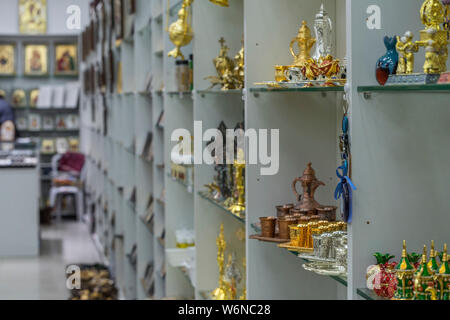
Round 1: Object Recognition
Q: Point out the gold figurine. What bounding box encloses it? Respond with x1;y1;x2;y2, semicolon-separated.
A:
168;0;194;60
228;149;245;217
290;21;316;68
396;31;419;74
206;37;244;90
211;224;227;300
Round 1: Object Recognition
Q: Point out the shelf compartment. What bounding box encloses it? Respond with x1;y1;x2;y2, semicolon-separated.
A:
197;191;245;223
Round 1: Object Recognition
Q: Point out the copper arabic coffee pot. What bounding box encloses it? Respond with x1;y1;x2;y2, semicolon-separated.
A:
292;163;325;213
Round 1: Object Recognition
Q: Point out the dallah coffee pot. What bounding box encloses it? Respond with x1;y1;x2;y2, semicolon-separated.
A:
292;163;325;213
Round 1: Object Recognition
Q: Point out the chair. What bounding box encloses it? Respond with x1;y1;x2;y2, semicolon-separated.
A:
49;153;85;222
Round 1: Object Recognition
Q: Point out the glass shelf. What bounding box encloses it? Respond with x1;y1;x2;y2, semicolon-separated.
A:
249;86;344;93
358;83;450;93
250;223;347;287
197;191;245;223
356;288;388;300
196;89;243;96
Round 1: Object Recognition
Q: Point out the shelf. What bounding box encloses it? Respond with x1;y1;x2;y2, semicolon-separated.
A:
196;89;243;96
13;107;79;113
165;91;193;98
357;83;450;93
250;223;347;287
198;191;245;223
249;86;345;93
356;288;388;301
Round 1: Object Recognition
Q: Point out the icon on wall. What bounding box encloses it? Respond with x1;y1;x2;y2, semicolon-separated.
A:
24;44;48;76
55;44;78;76
0;44;16;75
12;89;27;107
19;0;47;34
29;89;39;107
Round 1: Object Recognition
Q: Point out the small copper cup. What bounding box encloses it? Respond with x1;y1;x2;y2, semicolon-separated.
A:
278;217;297;240
317;206;337;221
260;217;277;238
276;204;294;217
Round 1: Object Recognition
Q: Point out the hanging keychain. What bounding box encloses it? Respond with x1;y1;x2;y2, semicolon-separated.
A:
335;93;356;223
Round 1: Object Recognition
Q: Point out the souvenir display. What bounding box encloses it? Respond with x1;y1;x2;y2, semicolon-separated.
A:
28;114;41;131
19;0;47;34
205;37;245;90
0;44;15;75
68;264;118;300
381;0;450;85
41;139;55;154
255;5;345;88
68;137;78;152
175;229;195;248
24;44;48;76
55;44;78;76
375;36;399;85
29;89;39;107
55;138;69;154
11;89;27;107
365;240;450;300
175;60;190;92
228;149;245;217
167;0;194;60
170;135;194;192
42;115;54;130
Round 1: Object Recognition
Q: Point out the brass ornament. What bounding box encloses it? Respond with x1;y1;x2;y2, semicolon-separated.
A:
167;0;194;60
228;149;245;217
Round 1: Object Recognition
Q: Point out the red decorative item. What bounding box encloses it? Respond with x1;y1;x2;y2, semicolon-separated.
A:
372;253;398;298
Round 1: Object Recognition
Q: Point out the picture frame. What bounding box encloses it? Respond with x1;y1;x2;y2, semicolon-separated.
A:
55;137;69;154
41;139;55;155
0;44;16;76
55;115;68;130
54;44;78;76
11;89;27;107
16;116;28;131
28;113;41;131
19;0;47;34
42;115;54;130
24;44;48;76
29;89;39;107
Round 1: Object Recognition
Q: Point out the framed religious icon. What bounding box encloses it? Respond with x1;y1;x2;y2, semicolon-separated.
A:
19;0;47;34
42;115;54;130
0;44;16;75
29;89;39;107
12;89;27;107
54;44;78;76
16;116;28;131
114;0;124;40
28;114;41;131
24;44;48;76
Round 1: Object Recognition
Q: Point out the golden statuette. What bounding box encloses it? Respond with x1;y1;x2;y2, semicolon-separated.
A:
396;31;419;74
205;37;244;90
211;224;227;300
290;21;316;68
167;0;194;60
228;149;245;217
19;0;47;34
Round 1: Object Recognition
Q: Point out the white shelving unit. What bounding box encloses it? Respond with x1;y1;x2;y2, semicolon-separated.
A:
80;0;450;300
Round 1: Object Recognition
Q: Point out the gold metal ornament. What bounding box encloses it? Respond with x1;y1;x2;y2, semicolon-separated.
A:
290;21;316;68
167;0;194;60
0;45;15;75
209;0;229;7
19;0;47;34
396;31;419;74
211;224;227;300
228;149;245;217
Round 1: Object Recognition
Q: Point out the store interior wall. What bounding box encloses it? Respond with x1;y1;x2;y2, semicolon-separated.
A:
0;0;90;35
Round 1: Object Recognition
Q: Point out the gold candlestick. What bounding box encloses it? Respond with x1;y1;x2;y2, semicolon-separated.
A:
229;149;245;217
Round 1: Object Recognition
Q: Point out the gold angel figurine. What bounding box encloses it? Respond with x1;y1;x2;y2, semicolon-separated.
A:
168;0;194;60
396;31;419;74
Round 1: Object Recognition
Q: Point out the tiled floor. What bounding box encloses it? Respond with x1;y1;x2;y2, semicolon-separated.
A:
0;221;101;300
